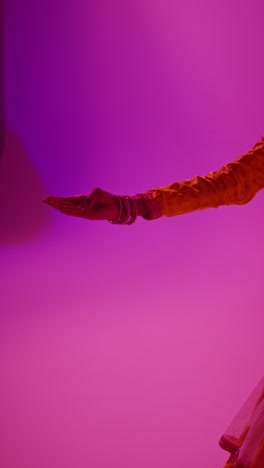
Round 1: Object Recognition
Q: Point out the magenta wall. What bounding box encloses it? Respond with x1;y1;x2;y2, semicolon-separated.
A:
1;1;264;467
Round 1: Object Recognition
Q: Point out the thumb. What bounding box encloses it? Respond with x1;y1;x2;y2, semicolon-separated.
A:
88;188;104;208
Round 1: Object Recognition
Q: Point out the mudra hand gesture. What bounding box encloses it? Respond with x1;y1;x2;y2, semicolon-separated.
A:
43;189;150;223
43;189;120;221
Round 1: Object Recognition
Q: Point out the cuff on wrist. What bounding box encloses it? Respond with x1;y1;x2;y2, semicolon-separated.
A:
136;192;162;220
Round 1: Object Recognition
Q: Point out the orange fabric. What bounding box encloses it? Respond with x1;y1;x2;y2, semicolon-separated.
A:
148;139;264;467
223;455;238;468
220;387;264;467
251;438;264;468
148;137;264;217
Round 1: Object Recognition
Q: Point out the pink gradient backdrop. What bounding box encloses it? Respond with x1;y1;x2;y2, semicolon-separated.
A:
1;1;264;467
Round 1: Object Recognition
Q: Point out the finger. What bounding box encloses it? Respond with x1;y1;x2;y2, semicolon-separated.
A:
57;203;83;213
43;195;93;215
43;201;67;211
43;197;66;205
59;207;88;218
44;195;82;205
43;197;89;218
59;203;88;214
44;198;76;210
57;199;91;212
52;200;76;209
44;194;92;209
59;196;90;210
43;199;78;214
44;196;69;203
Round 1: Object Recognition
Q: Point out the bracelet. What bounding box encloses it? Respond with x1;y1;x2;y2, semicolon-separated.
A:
109;196;138;225
108;196;123;223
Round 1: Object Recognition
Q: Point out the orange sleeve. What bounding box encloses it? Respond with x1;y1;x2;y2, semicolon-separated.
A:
147;137;264;217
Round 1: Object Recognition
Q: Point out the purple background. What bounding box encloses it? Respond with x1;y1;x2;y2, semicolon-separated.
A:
1;1;264;467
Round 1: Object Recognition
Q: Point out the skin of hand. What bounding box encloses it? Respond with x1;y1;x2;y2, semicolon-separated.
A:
43;188;120;221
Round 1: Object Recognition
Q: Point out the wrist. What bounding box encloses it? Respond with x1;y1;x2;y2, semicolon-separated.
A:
109;197;120;220
132;195;149;217
134;192;163;220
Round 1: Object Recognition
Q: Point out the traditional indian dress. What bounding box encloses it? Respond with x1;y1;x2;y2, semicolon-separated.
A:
138;136;264;468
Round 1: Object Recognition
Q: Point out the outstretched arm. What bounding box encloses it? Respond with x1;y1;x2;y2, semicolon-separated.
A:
43;137;264;223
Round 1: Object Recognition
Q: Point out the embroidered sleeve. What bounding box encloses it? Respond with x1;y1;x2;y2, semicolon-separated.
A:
135;192;162;220
143;137;264;217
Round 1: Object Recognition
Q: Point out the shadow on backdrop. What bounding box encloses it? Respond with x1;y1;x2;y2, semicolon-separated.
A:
0;129;49;245
0;0;4;157
0;2;49;245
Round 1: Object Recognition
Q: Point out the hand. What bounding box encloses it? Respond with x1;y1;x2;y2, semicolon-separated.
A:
43;188;119;221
